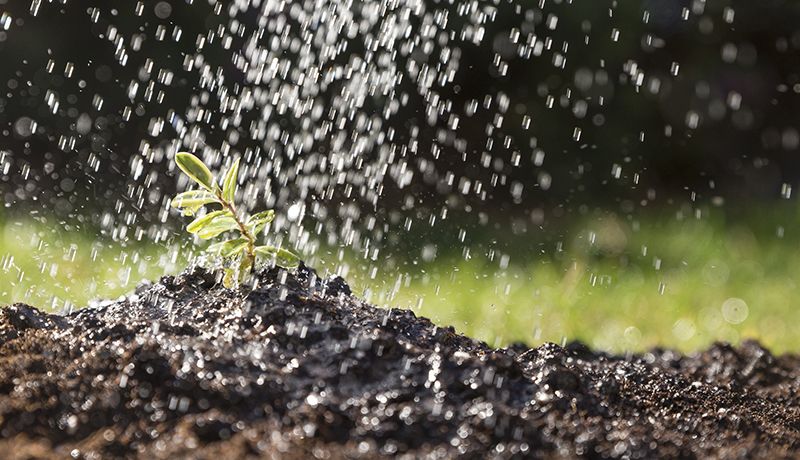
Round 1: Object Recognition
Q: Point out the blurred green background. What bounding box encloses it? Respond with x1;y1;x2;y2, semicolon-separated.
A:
3;204;798;353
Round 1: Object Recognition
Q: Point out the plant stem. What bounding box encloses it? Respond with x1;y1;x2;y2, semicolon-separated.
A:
217;191;256;268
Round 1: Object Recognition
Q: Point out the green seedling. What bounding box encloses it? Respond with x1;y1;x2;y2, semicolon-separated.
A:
171;152;299;287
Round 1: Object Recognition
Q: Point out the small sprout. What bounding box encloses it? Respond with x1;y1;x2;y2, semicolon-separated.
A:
172;152;299;288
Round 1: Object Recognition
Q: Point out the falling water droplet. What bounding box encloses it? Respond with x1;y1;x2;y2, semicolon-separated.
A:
781;183;792;199
30;0;42;16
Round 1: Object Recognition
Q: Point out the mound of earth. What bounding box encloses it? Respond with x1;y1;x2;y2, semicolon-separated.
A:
1;265;799;459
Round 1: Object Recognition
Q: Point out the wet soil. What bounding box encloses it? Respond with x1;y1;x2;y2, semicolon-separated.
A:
1;265;800;459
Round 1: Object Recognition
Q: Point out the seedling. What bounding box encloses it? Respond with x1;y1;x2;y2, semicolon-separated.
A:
171;152;299;287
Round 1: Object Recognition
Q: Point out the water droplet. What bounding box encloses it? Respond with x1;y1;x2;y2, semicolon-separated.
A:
781;183;792;199
30;0;42;16
154;1;172;19
13;117;37;138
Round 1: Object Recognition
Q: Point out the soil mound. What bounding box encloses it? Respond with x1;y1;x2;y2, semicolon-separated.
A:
1;265;799;459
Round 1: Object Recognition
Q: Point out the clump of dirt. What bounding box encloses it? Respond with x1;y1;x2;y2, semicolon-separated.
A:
1;265;799;459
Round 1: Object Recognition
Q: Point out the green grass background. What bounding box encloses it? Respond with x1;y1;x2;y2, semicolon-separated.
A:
1;205;799;353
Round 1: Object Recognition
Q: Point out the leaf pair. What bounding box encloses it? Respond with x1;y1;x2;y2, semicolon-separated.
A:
174;152;240;199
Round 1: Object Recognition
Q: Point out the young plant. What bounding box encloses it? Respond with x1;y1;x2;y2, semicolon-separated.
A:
171;152;299;287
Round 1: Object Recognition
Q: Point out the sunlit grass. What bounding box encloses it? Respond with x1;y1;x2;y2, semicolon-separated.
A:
1;208;799;353
0;220;186;312
349;209;800;353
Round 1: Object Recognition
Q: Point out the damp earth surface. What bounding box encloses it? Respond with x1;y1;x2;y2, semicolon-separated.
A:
1;266;799;459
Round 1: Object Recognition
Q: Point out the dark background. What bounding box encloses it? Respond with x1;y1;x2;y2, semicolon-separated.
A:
1;0;799;239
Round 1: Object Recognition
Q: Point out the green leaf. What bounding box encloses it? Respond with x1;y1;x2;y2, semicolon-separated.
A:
171;190;218;216
248;210;275;223
196;215;240;240
176;152;215;191
254;245;300;267
206;237;248;257
239;256;253;277
222;268;236;288
221;158;240;203
246;209;275;237
186;210;227;234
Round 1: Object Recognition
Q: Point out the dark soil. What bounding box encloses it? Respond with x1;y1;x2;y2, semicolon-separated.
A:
2;265;800;459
